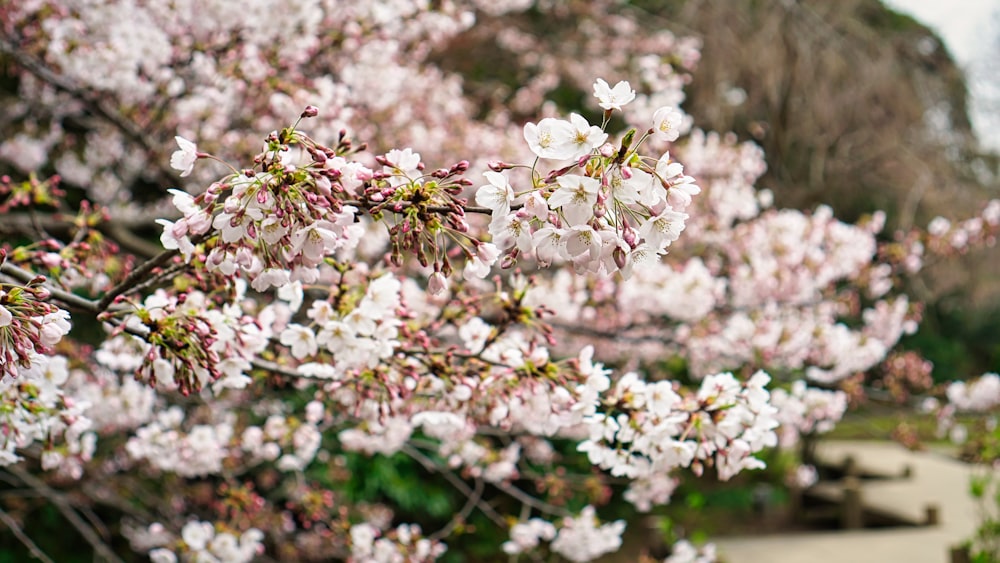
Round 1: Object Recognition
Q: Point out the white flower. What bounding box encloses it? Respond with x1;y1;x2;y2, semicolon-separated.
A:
290;222;339;263
523;118;576;160
0;303;12;328
639;209;688;251
567;113;608;159
279;324;317;360
428;271;449;295
475;171;514;214
149;549;178;563
181;521;215;551
652;106;684;141
593;78;635;111
548;174;600;226
170;136;198;177
533;227;567;265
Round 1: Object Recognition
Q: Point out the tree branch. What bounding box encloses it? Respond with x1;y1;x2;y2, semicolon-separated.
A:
0;505;56;563
0;263;101;313
0;36;183;190
429;476;485;542
4;465;125;563
96;248;179;312
400;444;506;528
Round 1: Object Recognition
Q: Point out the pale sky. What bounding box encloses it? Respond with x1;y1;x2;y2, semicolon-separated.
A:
882;0;1000;150
882;0;998;64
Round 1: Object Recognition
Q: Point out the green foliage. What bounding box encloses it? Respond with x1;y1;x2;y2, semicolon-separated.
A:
341;452;457;520
902;303;1000;383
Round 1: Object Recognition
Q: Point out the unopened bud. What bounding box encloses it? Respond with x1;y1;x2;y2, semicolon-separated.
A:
613;246;627;270
428;271;448;295
501;250;519;269
301;105;319;118
623;226;638;248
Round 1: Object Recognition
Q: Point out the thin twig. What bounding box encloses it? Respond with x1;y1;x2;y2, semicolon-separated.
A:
429;477;485;542
343;199;512;216
493;481;572;518
400;444;506;528
0;505;56;563
96;248;179;312
4;465;126;563
250;358;318;380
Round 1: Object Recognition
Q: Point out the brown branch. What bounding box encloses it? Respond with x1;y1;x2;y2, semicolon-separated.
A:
0;36;182;190
493;481;572;518
0;505;55;563
343;199;516;216
429;476;485;542
96;248;179;312
0;211;172;259
400;444;506;528
4;465;125;563
0;263;101;313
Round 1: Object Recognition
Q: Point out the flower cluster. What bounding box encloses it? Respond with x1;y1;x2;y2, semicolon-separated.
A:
289;273;403;380
770;380;849;448
478;79;699;279
945;373;1000;412
0;353;93;470
104;287;266;394
665;539;718;563
145;521;264;563
549;506;627;563
162;128;368;291
349;522;447;562
0;271;72;379
579;371;778;482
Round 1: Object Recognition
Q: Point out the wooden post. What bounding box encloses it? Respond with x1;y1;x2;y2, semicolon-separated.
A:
788;483;803;522
841;476;863;529
843;455;857;477
949;545;971;563
925;504;940;526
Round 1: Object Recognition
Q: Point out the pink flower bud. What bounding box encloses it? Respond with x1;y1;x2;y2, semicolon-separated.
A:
623;227;637;248
428;272;448;295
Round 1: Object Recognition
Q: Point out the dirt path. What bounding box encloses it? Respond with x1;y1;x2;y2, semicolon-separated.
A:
712;440;990;563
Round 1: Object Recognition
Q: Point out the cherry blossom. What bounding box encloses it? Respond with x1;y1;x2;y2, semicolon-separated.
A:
593;78;637;111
